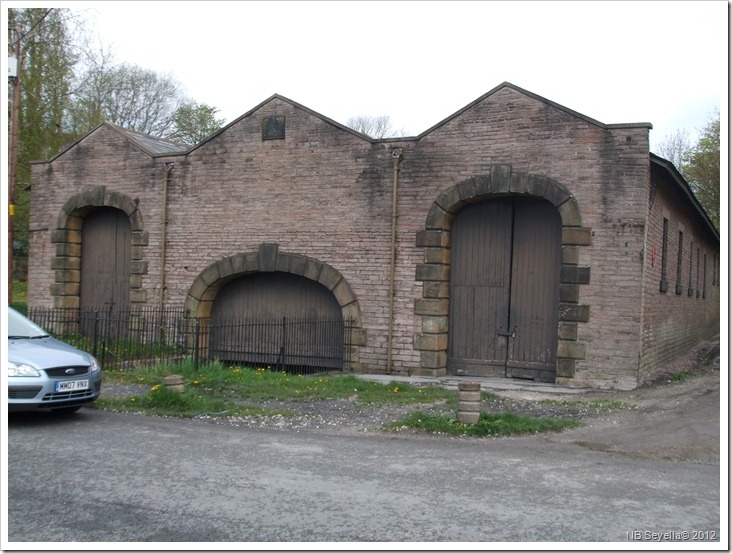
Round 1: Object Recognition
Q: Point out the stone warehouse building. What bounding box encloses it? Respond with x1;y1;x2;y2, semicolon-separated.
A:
28;82;720;389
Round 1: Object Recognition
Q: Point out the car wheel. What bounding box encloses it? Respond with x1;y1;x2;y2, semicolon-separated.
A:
51;406;82;414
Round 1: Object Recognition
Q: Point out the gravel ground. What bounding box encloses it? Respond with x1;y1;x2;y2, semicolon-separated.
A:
99;338;720;445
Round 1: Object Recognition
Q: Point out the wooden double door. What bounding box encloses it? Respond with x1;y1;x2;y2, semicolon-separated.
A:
78;207;132;337
448;197;562;382
80;207;131;312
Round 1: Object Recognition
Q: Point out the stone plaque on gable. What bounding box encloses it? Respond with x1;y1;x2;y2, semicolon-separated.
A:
262;115;285;140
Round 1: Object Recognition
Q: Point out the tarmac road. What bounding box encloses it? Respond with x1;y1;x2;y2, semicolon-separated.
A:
5;404;721;546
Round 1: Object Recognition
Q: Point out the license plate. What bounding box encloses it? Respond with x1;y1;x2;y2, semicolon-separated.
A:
56;379;89;392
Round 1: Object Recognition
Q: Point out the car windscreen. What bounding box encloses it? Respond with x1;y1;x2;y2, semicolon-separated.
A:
8;308;49;339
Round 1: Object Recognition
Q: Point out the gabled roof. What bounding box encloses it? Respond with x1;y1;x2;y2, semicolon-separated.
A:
187;93;375;153
109;124;190;155
38;122;189;163
38;82;657;163
650;153;719;242
416;82;653;139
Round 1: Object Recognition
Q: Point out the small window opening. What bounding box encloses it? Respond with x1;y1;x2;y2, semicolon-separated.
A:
696;247;700;298
675;231;684;295
659;218;669;293
688;242;694;297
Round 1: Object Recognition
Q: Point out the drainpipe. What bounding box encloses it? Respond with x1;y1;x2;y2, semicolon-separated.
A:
386;148;403;374
160;162;174;310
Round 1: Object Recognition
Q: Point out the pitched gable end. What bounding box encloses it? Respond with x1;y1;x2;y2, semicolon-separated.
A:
417;82;651;138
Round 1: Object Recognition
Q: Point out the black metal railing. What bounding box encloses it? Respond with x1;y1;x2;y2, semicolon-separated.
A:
24;307;354;374
204;316;349;373
26;306;189;370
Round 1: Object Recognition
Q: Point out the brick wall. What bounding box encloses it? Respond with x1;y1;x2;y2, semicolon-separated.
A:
639;165;720;377
29;126;174;309
395;87;654;388
28;84;719;389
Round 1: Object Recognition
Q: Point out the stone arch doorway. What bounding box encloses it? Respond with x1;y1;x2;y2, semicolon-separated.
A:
51;186;148;310
414;165;592;384
184;243;367;372
448;196;562;381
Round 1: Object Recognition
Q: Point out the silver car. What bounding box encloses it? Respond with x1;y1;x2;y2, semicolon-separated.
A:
7;306;102;413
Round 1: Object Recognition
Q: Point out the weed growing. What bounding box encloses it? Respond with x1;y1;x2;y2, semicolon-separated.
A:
99;362;586;437
385;411;581;437
102;362;455;405
11;280;27;314
96;383;291;419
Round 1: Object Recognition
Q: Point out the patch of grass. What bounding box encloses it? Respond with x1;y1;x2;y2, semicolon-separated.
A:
50;335;187;367
344;379;452;405
95;384;291;419
669;370;691;382
102;362;456;405
99;363;588;435
384;411;582;437
11;280;27;314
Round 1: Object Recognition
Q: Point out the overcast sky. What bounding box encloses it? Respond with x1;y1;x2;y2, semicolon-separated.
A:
64;0;726;151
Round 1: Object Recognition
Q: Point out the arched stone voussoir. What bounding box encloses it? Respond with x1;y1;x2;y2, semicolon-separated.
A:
61;186;105;216
184;250;366;355
558;196;583;227
434;186;466;214
425;203;454;231
126;210;144;232
104;190;138;217
216;256;237;280
541;178;573;208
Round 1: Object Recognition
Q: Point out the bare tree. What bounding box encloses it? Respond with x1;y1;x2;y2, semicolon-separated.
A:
655;128;692;169
346;115;408;138
654;117;720;230
70;63;184;137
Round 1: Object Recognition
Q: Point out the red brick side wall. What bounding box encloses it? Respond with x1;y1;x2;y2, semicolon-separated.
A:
640;169;720;378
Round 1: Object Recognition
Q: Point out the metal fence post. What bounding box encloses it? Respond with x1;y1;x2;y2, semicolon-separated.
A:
193;318;200;372
92;311;100;362
276;316;286;372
